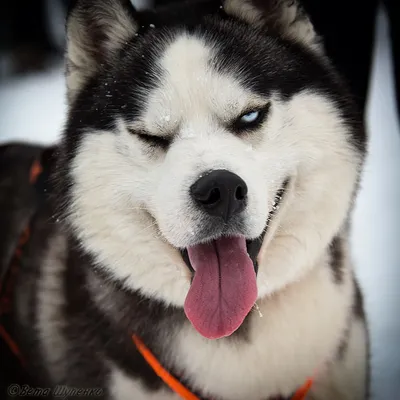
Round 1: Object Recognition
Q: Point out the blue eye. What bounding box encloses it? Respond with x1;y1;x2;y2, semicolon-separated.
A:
240;111;260;123
230;103;271;133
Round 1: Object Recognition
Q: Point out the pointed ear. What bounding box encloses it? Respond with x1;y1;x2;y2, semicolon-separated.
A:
66;0;139;103
223;0;322;52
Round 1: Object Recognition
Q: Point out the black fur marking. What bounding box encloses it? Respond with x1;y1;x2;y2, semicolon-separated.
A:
353;277;371;399
337;279;367;363
202;16;366;154
329;236;344;284
67;242;258;391
353;277;365;320
64;240;187;392
336;324;350;361
139;0;225;32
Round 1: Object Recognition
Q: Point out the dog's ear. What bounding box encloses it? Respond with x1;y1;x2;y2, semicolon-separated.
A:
223;0;321;52
66;0;138;103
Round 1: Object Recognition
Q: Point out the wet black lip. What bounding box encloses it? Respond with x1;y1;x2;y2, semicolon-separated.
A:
180;178;290;275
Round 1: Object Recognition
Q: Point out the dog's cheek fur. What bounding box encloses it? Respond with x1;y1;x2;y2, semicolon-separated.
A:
67;130;191;306
256;91;363;298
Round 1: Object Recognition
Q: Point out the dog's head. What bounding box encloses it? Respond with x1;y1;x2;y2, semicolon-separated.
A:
61;0;366;339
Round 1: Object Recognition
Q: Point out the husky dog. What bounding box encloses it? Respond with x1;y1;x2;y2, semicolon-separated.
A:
0;0;369;399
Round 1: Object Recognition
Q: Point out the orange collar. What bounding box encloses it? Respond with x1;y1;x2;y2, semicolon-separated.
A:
132;335;313;400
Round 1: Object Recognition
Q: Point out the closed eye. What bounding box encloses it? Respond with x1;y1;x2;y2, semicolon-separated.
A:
128;128;171;150
229;102;271;134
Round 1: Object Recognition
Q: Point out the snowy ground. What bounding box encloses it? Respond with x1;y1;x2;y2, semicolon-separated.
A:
0;7;399;399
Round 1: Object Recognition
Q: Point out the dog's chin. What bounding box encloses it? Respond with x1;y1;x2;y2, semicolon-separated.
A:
180;178;290;275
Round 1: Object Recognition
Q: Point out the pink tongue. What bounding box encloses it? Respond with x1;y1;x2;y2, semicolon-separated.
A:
184;236;257;339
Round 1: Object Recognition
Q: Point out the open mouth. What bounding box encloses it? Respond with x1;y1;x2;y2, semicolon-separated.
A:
181;179;289;339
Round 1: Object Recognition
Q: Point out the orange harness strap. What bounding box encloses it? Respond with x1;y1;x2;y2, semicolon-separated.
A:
291;378;313;400
132;334;313;400
133;335;200;400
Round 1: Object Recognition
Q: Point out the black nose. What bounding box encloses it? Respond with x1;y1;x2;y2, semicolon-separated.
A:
190;170;248;222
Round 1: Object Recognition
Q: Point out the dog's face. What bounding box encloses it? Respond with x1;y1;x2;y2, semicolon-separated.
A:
62;0;366;338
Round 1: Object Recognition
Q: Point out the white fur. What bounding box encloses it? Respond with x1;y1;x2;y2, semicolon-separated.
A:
256;91;362;297
309;319;368;400
109;364;177;400
36;233;68;382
